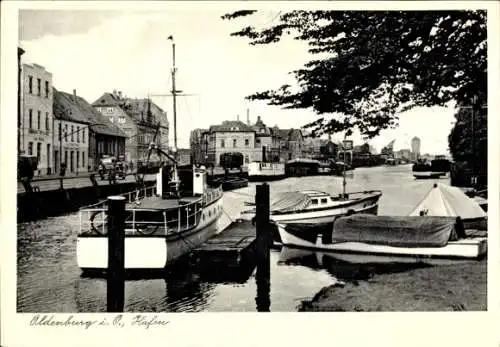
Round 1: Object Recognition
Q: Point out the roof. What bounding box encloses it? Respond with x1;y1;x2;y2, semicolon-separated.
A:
53;88;127;138
92;92;124;107
209;120;254;133
276;128;303;142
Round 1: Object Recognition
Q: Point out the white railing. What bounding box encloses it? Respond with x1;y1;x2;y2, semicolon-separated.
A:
79;185;223;236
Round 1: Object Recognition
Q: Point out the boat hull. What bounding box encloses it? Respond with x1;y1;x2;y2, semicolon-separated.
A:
413;172;446;179
271;194;381;225
77;197;224;270
276;224;487;259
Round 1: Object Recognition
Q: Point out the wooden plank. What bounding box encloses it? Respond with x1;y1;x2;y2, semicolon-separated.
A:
192;220;257;262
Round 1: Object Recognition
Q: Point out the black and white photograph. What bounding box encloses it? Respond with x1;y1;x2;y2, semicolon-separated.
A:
1;1;499;345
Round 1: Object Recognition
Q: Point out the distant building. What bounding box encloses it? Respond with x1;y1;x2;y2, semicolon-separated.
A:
206;120;257;166
21;63;53;175
196;115;305;167
381;139;396;158
411;136;421;161
190;128;209;165
55;88;127;171
271;128;304;162
93;90;169;164
395;148;412;161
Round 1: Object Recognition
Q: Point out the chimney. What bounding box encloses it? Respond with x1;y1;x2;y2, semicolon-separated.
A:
73;89;77;102
246;108;250;125
237;114;240;121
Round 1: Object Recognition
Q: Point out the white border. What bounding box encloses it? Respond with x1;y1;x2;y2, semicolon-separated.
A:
2;2;499;347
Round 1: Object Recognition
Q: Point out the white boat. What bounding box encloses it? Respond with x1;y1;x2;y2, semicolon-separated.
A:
276;215;487;260
240;189;382;225
77;167;224;271
76;37;224;271
247;161;285;181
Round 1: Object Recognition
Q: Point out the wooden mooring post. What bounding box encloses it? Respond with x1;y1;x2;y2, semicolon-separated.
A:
106;195;126;312
255;183;271;312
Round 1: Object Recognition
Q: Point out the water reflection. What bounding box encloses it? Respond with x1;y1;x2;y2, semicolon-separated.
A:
76;261;219;312
276;246;461;282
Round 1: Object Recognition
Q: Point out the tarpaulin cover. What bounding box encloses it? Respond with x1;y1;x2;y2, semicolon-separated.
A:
409;183;487;220
332;214;466;248
270;191;311;213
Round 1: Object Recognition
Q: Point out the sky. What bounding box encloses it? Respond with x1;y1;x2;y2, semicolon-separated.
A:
19;8;456;154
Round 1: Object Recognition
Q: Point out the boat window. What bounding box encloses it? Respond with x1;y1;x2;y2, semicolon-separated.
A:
311;199;318;205
320;198;328;204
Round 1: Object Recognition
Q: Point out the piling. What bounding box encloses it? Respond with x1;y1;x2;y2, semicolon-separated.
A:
106;195;126;312
255;183;271;312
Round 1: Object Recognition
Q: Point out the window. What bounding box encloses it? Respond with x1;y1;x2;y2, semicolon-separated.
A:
82;151;85;168
256;139;261;145
28;76;33;94
64;124;68;141
36;143;42;162
28;109;33;129
320;198;328;204
221;139;225;148
45;113;49;131
233;139;237;148
311;199;318;205
245;139;249;147
82;129;85;143
58;122;62;141
77;151;80;169
47;144;51;168
37;111;41;129
77;126;80;143
71;125;74;142
245;155;249;164
45;81;49;98
37;78;41;96
28;142;33;155
64;151;68;166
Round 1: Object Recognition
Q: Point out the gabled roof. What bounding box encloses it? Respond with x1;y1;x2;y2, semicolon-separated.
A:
53;88;127;138
276;128;303;142
209;120;254;132
92;92;124;107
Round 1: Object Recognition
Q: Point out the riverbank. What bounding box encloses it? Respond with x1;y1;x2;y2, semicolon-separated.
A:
299;259;487;311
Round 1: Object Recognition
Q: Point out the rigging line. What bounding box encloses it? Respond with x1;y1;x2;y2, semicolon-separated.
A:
221;207;234;223
224;190;254;198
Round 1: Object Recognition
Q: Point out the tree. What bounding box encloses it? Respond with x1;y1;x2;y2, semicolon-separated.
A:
448;105;487;171
222;10;487;138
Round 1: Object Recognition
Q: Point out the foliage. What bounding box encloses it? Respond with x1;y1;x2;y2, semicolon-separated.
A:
448;105;487;170
222;10;487;138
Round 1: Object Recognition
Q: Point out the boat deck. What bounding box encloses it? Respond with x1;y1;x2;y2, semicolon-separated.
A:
126;195;201;210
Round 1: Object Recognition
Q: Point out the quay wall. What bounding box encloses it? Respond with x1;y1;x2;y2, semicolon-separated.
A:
17;181;155;223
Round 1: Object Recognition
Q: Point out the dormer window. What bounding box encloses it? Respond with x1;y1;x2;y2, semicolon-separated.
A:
320;198;328;204
311;199;318;205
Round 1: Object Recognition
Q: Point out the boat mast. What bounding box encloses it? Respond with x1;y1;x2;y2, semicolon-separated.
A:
169;36;177;157
168;35;179;183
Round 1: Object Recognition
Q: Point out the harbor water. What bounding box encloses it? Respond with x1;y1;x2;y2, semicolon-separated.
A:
17;164;466;312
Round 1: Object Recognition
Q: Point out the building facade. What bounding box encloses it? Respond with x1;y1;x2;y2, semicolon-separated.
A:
21;63;54;175
411;136;421;161
54;88;127;172
206;121;257;166
93;91;168;165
